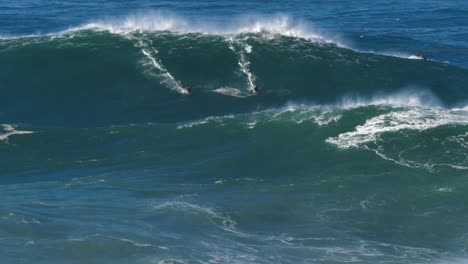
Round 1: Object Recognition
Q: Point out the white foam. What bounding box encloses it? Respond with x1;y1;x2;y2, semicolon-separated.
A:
447;132;468;149
326;107;468;149
246;122;257;129
177;114;236;129
357;49;438;63
70;13;339;44
358;240;440;260
0;12;341;51
153;201;246;236
68;233;160;248
176;104;342;129
4;12;447;66
326;106;468;171
141;49;187;94
263;104;342;125
21;217;41;225
436;187;454;193
227;38;257;92
214;179;225;184
408;55;425;60
0;124;34;142
110;236;152;247
213;87;250;98
244;44;252;53
158;259;188;264
24;240;35;247
437;259;468;264
130;37;187;94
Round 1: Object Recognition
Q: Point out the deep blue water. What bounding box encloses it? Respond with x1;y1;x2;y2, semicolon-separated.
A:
1;1;468;263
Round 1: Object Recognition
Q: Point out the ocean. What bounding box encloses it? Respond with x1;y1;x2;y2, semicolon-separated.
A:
1;1;468;263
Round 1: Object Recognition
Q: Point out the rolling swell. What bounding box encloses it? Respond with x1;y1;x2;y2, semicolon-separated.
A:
1;20;468;125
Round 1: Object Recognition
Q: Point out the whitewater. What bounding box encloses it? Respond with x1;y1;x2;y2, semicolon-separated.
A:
1;2;468;264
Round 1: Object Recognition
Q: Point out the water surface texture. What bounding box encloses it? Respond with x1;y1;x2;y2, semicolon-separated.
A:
1;1;468;263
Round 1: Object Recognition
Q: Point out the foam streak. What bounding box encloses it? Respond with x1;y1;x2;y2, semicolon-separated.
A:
228;38;256;92
130;36;188;94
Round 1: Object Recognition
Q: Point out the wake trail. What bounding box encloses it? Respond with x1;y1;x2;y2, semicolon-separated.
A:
227;37;256;93
128;35;188;94
0;124;34;142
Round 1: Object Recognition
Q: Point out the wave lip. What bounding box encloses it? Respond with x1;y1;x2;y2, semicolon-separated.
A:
53;12;344;46
177;103;343;129
77;12;190;34
337;89;443;109
3;11;453;66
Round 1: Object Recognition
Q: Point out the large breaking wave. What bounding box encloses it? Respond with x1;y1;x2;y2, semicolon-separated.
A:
1;12;468;171
1;13;468;122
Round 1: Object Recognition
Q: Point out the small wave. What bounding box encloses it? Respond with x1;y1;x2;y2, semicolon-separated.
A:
110;236;152;247
67;234;160;248
437;259;468;264
177;114;236;129
366;51;424;61
153;201;246;236
178;89;452;130
177;104;342;129
447;132;468;149
326;106;468;171
326;107;468;149
1;211;41;225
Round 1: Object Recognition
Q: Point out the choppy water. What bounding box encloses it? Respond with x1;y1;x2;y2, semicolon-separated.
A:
1;1;468;263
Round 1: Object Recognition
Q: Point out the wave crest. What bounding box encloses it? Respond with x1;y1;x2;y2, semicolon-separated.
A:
338;89;443;109
66;12;341;45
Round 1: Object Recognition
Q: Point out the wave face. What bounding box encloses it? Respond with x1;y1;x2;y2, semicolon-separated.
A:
2;12;468;264
1;19;468;125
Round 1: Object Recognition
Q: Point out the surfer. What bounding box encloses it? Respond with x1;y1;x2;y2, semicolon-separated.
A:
416;52;427;61
253;86;258;93
186;86;192;95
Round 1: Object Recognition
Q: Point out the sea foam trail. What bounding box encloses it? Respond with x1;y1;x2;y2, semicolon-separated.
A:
212;87;250;98
228;38;256;92
0;124;34;142
152;201;248;236
130;36;188;94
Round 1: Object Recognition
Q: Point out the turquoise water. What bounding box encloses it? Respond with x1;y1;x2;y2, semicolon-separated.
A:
1;1;468;263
